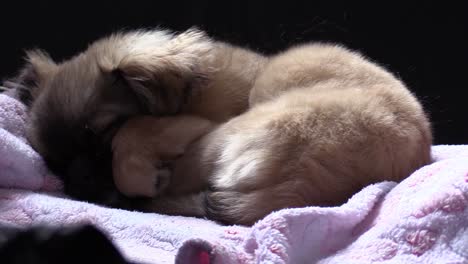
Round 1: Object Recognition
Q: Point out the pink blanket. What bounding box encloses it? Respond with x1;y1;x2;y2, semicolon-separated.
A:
1;90;467;264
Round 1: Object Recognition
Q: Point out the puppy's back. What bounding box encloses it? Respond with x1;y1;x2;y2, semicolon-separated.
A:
203;44;432;225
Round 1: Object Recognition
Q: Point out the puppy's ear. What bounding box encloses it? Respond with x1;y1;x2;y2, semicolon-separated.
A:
119;29;213;76
110;29;214;114
5;50;58;105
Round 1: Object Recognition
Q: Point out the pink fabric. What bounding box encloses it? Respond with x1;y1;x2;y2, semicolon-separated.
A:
1;92;467;263
0;93;61;191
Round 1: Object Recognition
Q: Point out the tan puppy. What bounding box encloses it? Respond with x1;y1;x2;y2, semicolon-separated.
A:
113;44;432;225
10;25;431;225
10;28;266;205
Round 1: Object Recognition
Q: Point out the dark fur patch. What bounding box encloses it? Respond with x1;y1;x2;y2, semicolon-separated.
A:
0;224;132;263
2;64;38;105
203;189;232;225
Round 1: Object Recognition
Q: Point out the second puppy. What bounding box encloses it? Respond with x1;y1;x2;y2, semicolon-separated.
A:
112;43;432;225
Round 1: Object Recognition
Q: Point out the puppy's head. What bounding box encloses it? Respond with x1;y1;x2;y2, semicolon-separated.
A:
11;29;213;206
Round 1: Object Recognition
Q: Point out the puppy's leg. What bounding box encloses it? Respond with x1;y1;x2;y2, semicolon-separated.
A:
112;148;173;198
138;192;208;218
205;185;312;226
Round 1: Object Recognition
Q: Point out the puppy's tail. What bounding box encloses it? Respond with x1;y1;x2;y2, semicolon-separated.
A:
136;192;208;218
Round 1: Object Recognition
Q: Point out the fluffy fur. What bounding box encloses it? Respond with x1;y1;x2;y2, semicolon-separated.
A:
7;27;432;224
113;44;432;225
7;28;266;205
112;115;215;198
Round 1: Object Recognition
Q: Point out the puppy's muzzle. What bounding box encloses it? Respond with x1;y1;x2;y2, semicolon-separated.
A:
64;150;131;209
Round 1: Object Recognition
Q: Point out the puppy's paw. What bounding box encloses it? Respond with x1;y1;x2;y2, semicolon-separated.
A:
113;154;174;198
152;160;173;195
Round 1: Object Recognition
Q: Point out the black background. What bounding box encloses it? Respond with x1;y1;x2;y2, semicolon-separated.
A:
1;0;466;144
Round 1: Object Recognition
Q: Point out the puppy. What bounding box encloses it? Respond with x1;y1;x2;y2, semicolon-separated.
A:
7;28;266;205
113;44;432;225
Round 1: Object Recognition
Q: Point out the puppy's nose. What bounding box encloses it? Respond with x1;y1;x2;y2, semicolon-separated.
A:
65;154;116;203
65;155;101;197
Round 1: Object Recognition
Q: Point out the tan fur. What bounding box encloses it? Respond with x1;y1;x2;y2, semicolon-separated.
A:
25;27;261;126
88;28;267;120
17;28;266;181
113;43;432;226
17;27;432;225
112;115;215;197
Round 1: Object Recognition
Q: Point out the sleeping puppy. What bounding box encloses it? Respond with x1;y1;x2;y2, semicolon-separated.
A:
7;28;266;206
112;44;432;225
